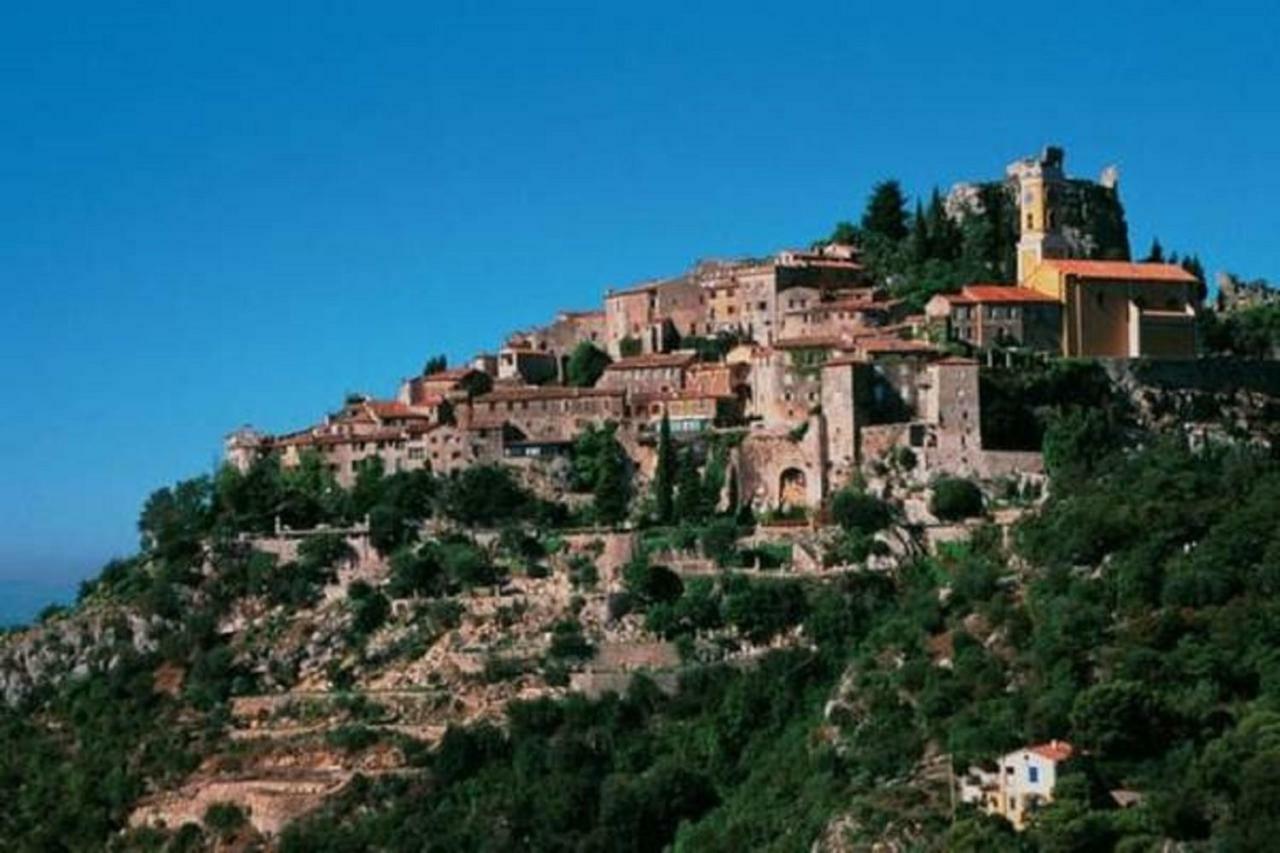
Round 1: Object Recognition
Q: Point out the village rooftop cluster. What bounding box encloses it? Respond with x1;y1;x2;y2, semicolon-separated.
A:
226;147;1202;510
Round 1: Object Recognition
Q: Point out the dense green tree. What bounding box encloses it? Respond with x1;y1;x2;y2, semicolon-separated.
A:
593;437;630;526
443;465;531;527
829;488;892;535
861;180;909;242
565;341;612;388
347;580;390;636
386;544;446;598
699;518;740;567
1042;407;1121;487
348;456;386;520
139;477;213;565
622;558;684;606
930;477;984;521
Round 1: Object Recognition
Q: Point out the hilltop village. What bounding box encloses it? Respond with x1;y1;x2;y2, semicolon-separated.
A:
8;146;1280;852
226;146;1201;511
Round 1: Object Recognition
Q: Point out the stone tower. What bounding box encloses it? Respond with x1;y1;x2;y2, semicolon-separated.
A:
1009;146;1071;283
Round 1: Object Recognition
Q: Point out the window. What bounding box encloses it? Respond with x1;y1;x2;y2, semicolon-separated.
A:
1028;766;1039;784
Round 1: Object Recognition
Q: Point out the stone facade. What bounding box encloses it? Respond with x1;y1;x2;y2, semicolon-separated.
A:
926;285;1062;353
1023;260;1198;358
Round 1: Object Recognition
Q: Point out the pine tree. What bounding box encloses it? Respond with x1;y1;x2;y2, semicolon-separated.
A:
861;180;909;242
1144;238;1165;263
654;414;675;524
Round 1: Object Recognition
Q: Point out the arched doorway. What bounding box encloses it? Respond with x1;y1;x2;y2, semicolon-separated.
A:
779;467;807;507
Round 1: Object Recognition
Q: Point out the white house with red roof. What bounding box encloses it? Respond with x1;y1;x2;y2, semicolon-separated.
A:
959;739;1076;829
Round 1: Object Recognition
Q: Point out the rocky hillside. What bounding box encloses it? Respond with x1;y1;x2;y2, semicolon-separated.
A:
5;364;1280;851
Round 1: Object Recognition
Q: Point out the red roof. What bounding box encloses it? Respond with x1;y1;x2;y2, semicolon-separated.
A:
1027;740;1075;762
1044;260;1197;283
960;285;1059;304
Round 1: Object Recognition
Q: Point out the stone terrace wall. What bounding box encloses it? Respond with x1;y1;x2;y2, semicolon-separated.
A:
1105;357;1280;395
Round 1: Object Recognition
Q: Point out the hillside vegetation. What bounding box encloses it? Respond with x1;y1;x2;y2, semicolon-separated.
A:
3;385;1280;851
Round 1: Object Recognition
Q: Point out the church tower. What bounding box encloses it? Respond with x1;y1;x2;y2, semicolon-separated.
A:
1009;146;1070;282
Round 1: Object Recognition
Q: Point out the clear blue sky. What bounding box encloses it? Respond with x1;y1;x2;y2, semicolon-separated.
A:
1;1;1277;614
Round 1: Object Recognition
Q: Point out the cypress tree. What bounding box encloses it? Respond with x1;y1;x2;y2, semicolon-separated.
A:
911;200;930;263
1145;238;1165;263
593;442;629;526
654;414;675;523
726;465;739;517
927;188;960;261
674;449;703;522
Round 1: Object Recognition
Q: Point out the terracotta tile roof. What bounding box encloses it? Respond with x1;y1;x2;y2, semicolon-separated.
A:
1044;260;1198;283
1027;740;1075;762
605;352;697;370
960;284;1059;303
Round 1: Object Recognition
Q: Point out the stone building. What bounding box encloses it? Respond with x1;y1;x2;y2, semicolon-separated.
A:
397;366;488;406
464;386;626;448
925;285;1062;352
1023;259;1198;358
598;352;695;394
602;276;700;357
497;340;560;384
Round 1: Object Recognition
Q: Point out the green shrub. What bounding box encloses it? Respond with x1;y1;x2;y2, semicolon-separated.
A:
930;477;984;521
622;559;684;606
830;488;893;534
699;518;740;567
326;724;381;753
547;620;593;661
203;802;248;836
347;581;390;636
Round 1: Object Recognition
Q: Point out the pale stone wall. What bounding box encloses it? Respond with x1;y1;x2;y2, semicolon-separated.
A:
604;287;656;356
737;421;825;509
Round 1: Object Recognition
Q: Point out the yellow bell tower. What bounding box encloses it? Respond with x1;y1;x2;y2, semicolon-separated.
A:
1010;146;1069;283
